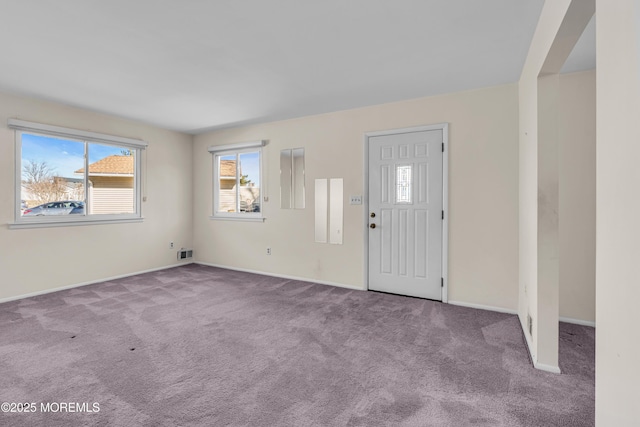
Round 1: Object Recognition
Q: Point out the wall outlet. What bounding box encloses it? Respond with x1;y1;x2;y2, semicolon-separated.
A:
266;247;271;255
170;242;174;249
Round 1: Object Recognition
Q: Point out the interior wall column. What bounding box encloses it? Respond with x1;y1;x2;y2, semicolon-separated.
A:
518;0;594;372
536;73;560;369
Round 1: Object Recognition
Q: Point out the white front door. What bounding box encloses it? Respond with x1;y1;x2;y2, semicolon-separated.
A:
367;127;444;300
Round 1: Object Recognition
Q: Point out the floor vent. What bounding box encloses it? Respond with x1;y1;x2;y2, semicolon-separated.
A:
177;248;193;260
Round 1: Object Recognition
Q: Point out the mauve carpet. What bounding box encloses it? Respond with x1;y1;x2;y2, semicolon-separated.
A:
0;264;594;426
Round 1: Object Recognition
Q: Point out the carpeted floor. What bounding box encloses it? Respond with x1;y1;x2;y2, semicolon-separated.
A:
0;264;594;426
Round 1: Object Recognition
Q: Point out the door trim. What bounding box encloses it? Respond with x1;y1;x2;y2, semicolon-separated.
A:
363;123;449;302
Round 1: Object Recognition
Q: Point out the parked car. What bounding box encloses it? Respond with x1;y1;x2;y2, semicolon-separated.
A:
70;204;85;215
22;201;85;216
240;199;260;213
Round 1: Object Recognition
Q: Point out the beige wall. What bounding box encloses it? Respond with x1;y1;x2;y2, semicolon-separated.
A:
194;84;521;311
559;70;596;324
595;0;640;424
0;91;194;301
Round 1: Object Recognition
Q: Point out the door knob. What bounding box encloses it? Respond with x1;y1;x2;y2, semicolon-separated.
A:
370;212;376;218
370;223;376;229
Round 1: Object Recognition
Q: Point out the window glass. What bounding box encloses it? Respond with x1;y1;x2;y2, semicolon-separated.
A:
16;127;143;225
217;154;237;213
21;133;85;216
396;165;412;203
213;149;262;219
239;151;260;213
86;143;136;214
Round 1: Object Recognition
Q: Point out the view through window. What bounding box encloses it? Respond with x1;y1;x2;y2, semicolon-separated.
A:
19;132;138;219
214;150;261;217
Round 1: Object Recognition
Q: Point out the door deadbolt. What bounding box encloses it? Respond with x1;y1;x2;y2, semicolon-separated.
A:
370;212;376;218
370;223;376;229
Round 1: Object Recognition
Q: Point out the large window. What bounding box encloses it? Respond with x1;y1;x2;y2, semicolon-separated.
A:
10;119;147;227
210;141;264;221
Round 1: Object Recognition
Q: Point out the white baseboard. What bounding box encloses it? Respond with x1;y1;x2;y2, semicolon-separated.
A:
519;313;562;374
3;258;593;337
194;262;364;292
559;316;596;328
534;361;562;374
526;316;594;373
448;300;518;315
448;301;596;328
0;261;194;305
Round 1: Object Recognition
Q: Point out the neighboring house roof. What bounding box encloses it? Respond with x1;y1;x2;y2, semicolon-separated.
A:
220;160;238;178
75;155;134;176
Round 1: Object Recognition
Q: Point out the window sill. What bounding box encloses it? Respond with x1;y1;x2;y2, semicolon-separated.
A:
9;217;144;229
209;216;265;222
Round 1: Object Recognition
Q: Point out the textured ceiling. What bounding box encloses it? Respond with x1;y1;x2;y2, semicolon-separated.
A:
0;1;594;134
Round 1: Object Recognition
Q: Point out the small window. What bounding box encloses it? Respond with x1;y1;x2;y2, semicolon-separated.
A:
210;141;264;221
396;165;413;204
10;119;147;227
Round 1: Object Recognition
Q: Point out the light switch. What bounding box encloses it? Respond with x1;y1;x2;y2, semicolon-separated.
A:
349;195;362;205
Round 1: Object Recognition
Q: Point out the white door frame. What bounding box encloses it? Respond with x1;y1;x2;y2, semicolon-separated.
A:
363;123;449;302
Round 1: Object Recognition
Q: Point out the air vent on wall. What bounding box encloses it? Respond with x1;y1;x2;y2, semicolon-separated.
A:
177;248;193;260
527;313;533;336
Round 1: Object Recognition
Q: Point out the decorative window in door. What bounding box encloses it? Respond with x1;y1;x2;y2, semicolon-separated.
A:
396;165;412;204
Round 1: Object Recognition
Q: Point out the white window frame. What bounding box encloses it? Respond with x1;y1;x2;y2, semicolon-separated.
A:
9;119;148;229
209;140;265;222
